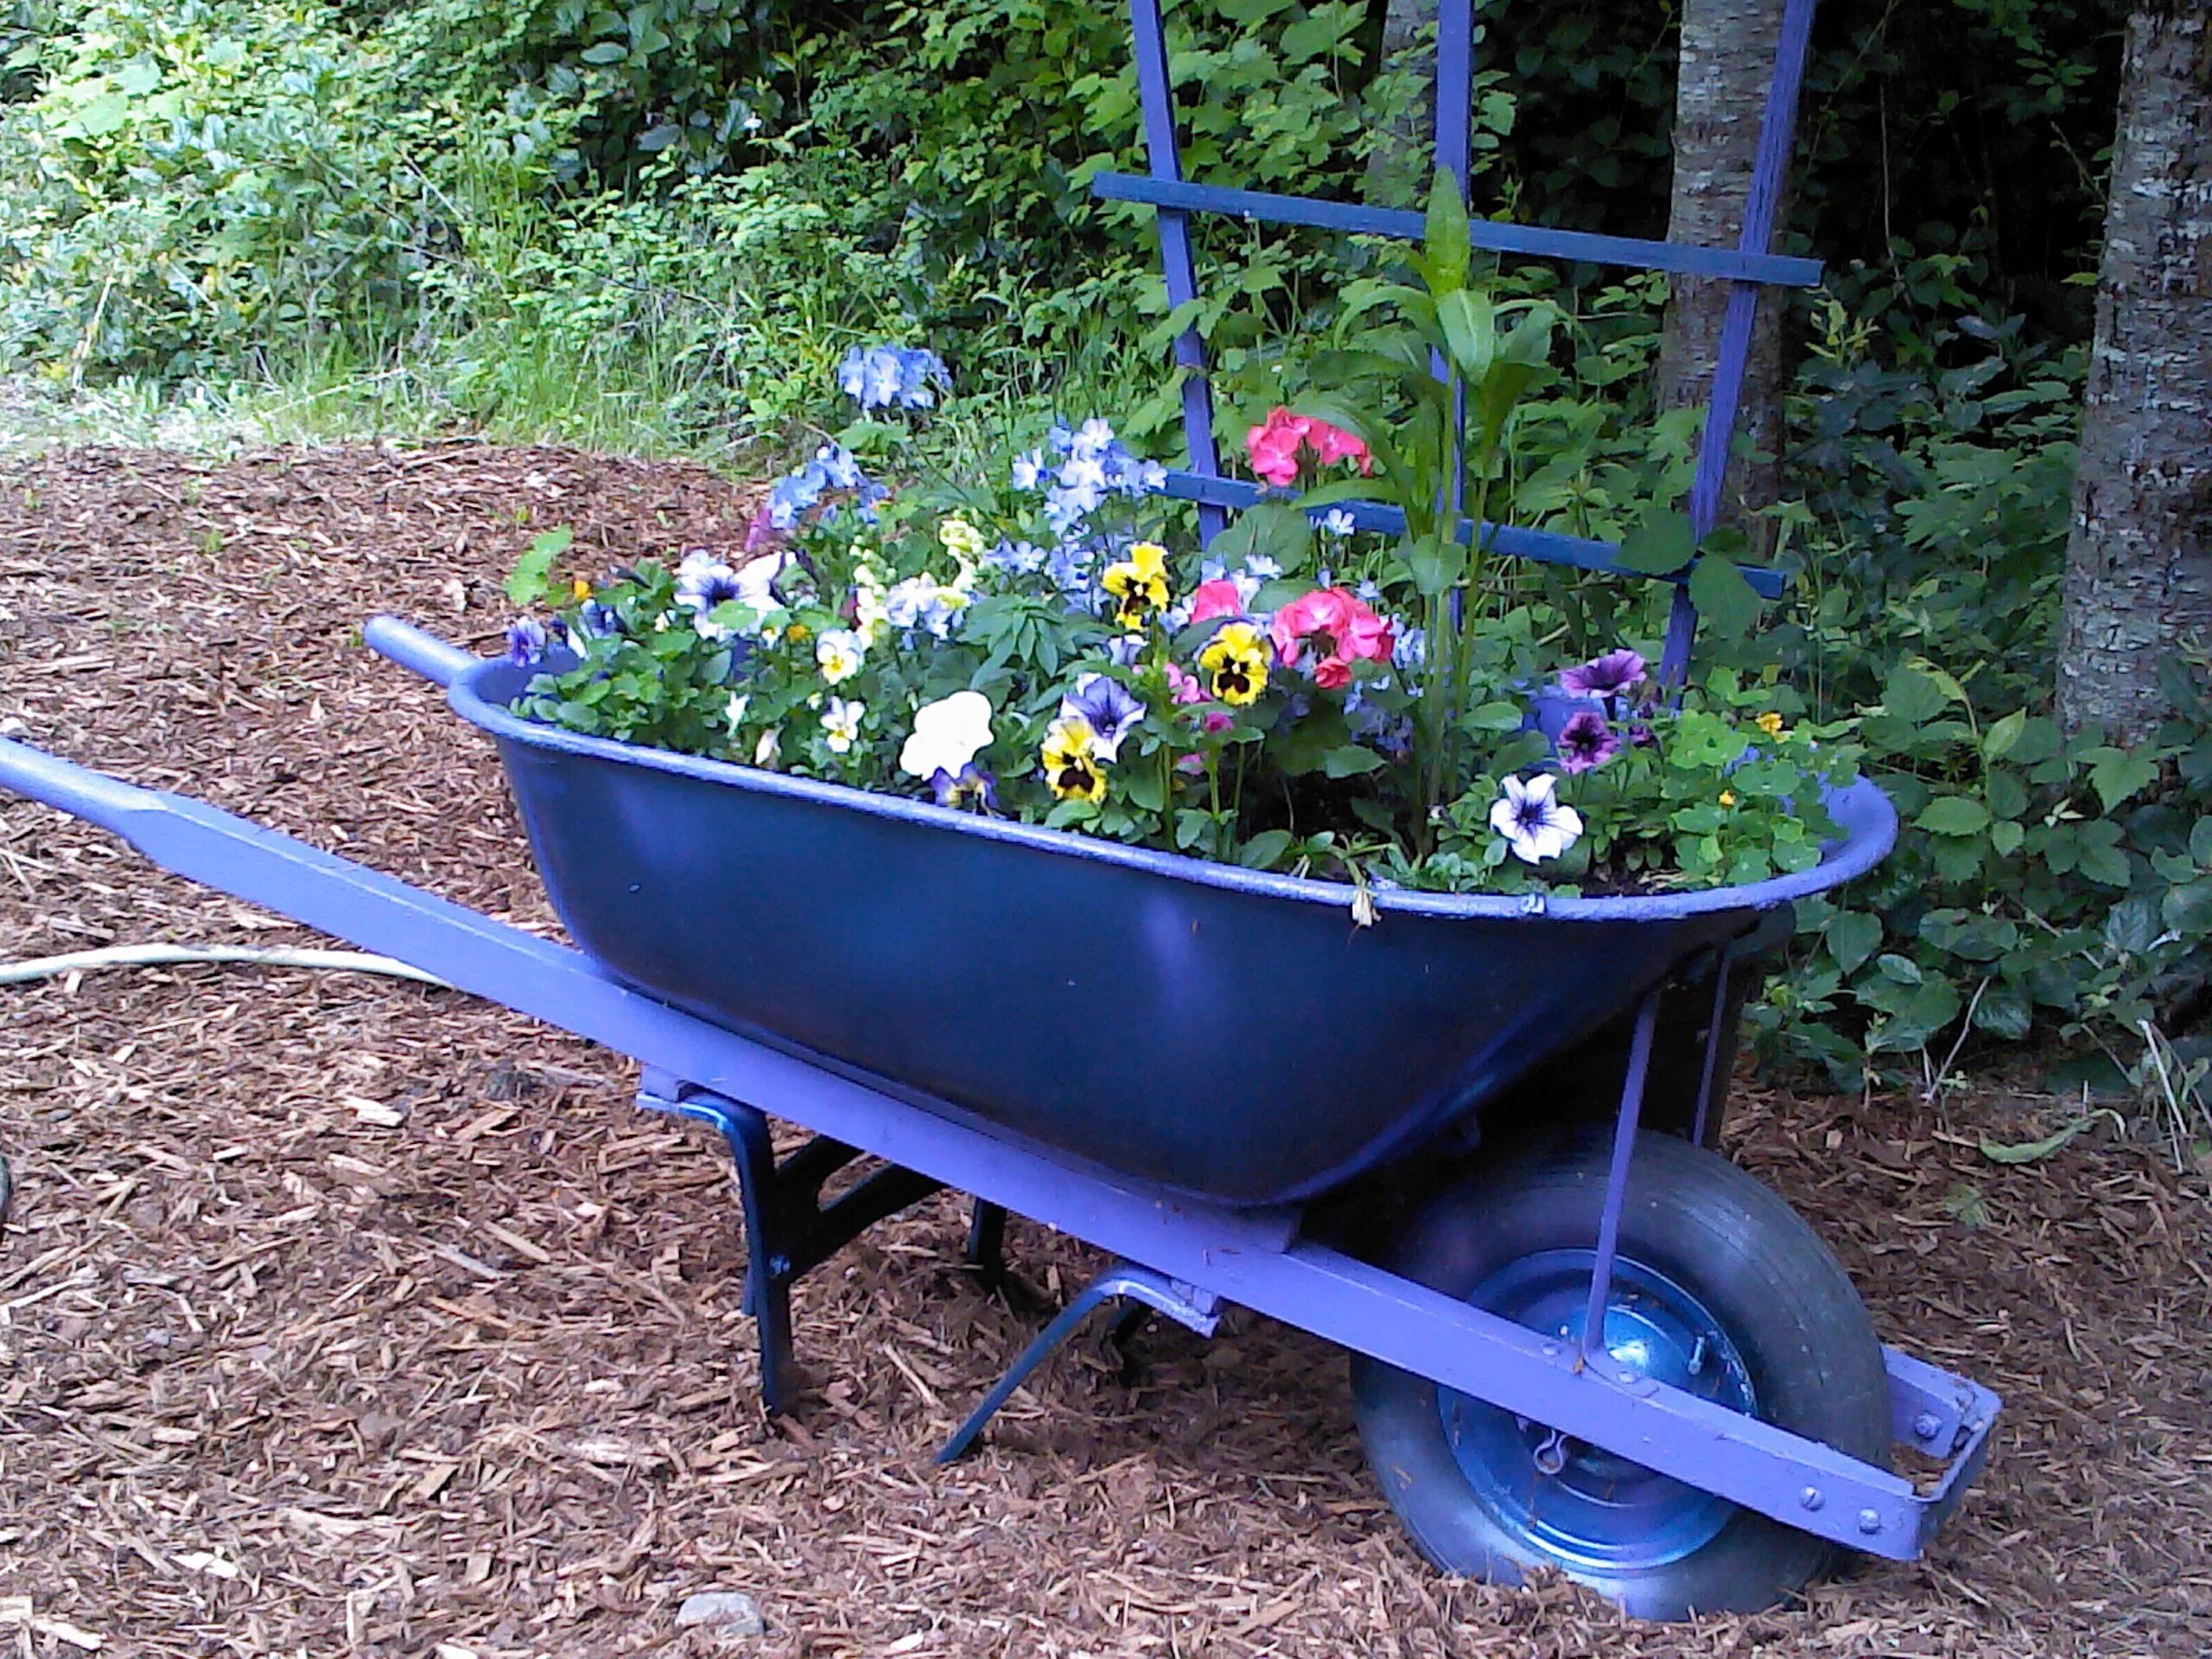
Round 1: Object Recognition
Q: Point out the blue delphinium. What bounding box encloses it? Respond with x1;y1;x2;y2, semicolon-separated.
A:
837;344;951;411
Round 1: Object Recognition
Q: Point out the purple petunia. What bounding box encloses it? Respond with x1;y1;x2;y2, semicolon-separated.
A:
1557;710;1623;773
1560;648;1648;701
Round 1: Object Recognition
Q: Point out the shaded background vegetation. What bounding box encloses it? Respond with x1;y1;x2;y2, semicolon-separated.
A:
1;0;2203;1137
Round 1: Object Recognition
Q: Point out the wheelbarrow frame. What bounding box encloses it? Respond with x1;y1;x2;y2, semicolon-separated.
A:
0;620;1997;1567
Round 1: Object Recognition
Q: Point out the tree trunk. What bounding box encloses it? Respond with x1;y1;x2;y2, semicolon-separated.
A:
1656;0;1790;550
2056;4;2212;742
1363;0;1434;207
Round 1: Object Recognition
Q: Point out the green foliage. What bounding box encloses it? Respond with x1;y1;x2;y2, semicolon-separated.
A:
0;0;453;376
1753;316;2212;1090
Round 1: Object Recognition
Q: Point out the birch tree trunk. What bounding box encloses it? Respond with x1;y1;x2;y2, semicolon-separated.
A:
2056;4;2212;741
1656;0;1790;550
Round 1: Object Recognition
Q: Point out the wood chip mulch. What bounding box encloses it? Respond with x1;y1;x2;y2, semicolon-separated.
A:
1;442;2208;1658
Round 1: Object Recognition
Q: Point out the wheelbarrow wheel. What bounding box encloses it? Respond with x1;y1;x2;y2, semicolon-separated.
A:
1351;1124;1890;1619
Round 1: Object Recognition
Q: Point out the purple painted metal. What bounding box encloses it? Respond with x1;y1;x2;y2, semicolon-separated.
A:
1128;0;1224;543
1660;0;1821;689
0;705;1993;1561
1086;175;1825;287
1581;994;1662;1373
938;1262;1221;1462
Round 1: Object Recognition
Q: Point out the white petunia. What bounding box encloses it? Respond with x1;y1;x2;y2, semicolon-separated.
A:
1490;773;1584;865
899;690;995;780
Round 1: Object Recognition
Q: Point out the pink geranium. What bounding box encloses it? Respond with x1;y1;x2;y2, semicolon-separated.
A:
1243;406;1373;487
1271;586;1395;690
1188;578;1246;625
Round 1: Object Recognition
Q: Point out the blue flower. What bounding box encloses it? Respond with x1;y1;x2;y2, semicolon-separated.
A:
1011;449;1046;492
837;344;951;410
987;538;1047;575
930;763;999;812
1060;672;1146;762
505;617;548;667
1245;555;1281;581
574;600;623;641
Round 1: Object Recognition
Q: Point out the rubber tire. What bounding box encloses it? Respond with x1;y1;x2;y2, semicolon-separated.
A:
1351;1124;1891;1619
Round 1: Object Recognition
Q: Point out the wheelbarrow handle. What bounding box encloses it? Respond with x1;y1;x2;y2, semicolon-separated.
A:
363;616;480;689
0;734;157;836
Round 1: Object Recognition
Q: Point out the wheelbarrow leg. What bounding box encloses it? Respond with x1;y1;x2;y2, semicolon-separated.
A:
716;1099;804;1416
938;1262;1221;1464
964;1199;1007;1288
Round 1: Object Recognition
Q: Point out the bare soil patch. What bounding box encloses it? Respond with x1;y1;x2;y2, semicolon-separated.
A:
1;442;2208;1657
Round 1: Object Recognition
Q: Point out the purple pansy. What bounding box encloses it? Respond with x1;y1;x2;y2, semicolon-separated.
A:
1059;672;1146;762
930;764;999;812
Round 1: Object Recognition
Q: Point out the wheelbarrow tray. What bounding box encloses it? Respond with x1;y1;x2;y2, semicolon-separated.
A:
448;657;1896;1206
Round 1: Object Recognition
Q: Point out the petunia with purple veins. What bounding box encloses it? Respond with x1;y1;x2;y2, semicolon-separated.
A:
1560;648;1648;701
1557;710;1623;773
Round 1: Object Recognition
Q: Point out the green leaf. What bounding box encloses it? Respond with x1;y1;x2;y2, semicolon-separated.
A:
1982;709;2027;760
1866;976;1963;1053
1990;818;2025;857
2104;894;2162;957
1882;664;1951;725
2191;817;2212;868
1614;507;1694;575
1237;829;1295;869
1979;1116;2104;1165
505;526;574;606
1686;556;1764;639
1825;911;1882;974
1435;289;1497;382
1971;979;2034;1041
579;41;630;63
1403;532;1467;598
1916;795;1991;836
1323;745;1385;779
2087;745;2161;813
1422;168;1471;294
1123;766;1166;813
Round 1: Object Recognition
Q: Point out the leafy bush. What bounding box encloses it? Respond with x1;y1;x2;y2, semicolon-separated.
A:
0;0;440;376
1756;313;2212;1092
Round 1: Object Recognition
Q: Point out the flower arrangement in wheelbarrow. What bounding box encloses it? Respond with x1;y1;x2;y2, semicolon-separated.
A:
503;244;1856;902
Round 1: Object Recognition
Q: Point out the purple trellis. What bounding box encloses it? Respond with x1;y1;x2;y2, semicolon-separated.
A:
1094;0;1822;683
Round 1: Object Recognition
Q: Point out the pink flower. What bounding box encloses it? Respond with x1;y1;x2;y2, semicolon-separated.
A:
1271;586;1395;690
1243;407;1372;486
1305;418;1373;475
1244;408;1310;488
1166;663;1208;705
1167;663;1234;772
1189;578;1246;625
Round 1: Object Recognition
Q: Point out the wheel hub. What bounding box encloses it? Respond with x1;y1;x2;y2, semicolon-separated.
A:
1438;1249;1758;1571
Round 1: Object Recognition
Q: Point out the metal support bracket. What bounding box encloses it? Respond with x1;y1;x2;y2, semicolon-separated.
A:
639;1069;945;1415
938;1262;1222;1464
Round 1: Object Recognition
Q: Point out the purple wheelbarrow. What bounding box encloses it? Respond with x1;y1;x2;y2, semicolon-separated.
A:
0;617;1998;1618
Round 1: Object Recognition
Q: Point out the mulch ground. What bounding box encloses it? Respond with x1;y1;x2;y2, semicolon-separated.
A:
0;442;2207;1659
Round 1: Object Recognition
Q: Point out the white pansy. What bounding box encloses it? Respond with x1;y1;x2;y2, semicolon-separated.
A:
816;627;867;684
899;690;995;781
822;697;865;755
